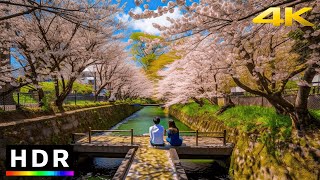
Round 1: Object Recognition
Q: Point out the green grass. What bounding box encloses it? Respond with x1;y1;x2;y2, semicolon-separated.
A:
176;103;220;117
173;102;292;134
62;102;111;111
310;110;320;120
217;106;291;135
20;81;93;94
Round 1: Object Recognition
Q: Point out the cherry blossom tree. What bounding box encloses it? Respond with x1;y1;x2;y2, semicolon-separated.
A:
1;0;125;109
157;38;232;107
0;0;111;23
91;42;130;101
131;0;320;132
0;19;22;97
0;49;20;97
111;62;153;100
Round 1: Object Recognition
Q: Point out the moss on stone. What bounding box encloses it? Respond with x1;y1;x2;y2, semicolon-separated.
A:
170;104;320;180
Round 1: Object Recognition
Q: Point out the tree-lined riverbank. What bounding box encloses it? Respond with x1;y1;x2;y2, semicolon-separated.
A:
169;103;320;179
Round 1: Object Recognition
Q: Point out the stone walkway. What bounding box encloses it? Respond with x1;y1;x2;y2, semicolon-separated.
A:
76;135;230;179
78;135;223;147
125;146;177;180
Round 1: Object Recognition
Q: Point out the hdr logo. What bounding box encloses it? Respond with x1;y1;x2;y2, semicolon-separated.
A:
253;7;315;26
6;145;74;177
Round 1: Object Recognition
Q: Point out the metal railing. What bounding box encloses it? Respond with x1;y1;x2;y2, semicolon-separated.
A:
72;128;227;146
71;133;87;143
177;130;227;146
72;127;134;145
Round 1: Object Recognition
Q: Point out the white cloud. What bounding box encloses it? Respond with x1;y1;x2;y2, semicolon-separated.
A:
133;7;143;14
117;13;130;24
118;7;183;35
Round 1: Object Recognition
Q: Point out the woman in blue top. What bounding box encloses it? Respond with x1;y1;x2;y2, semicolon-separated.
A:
166;120;183;146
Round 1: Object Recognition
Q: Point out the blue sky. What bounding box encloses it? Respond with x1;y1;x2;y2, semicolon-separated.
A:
118;0;182;37
11;0;199;68
117;0;199;37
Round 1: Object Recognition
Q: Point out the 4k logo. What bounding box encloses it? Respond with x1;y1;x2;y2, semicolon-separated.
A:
253;7;314;26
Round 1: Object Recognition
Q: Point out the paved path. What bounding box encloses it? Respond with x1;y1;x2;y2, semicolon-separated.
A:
76;135;233;180
125;145;177;180
0;105;112;127
78;135;223;147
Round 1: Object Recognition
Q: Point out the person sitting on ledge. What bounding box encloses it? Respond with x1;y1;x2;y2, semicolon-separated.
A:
149;116;165;146
166;120;183;146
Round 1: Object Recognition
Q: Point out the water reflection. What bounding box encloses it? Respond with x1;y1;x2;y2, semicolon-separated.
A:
180;159;230;180
113;106;192;135
73;157;123;179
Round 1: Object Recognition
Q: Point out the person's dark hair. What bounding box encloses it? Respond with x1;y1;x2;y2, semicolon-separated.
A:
168;119;179;132
153;116;160;124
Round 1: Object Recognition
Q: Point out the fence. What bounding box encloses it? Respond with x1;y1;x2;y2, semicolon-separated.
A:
63;93;105;105
0;91;106;111
218;94;320;110
0;91;16;111
72;128;227;146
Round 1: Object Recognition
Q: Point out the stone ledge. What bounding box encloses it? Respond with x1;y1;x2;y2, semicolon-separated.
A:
113;148;137;180
169;148;188;180
0;105;114;128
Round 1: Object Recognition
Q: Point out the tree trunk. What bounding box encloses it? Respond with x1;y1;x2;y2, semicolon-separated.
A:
192;97;204;107
292;64;320;132
55;98;64;111
94;94;98;102
216;95;235;115
37;88;45;107
94;88;104;102
265;93;319;136
207;97;218;105
105;91;111;101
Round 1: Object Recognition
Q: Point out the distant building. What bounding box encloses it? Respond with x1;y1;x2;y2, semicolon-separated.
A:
80;71;95;85
80;67;107;97
80;66;95;85
231;87;245;96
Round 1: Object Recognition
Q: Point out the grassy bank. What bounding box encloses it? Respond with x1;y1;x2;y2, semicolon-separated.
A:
174;102;320;140
173;102;293;139
171;103;320;179
175;102;291;128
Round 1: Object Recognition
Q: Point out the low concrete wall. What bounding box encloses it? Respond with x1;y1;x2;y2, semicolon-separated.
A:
113;148;137;180
218;95;320;110
169;106;320;180
0;104;142;173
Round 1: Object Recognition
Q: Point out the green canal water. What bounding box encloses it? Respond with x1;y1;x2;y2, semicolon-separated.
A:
112;106;192;135
74;106;229;180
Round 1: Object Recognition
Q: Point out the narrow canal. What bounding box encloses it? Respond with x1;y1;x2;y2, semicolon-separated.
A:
112;106;192;135
74;106;229;180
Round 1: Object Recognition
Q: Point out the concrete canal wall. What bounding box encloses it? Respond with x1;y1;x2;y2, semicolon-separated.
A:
0;104;142;168
169;106;320;180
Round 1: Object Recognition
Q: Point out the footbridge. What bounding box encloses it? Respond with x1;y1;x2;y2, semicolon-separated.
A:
71;129;234;180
